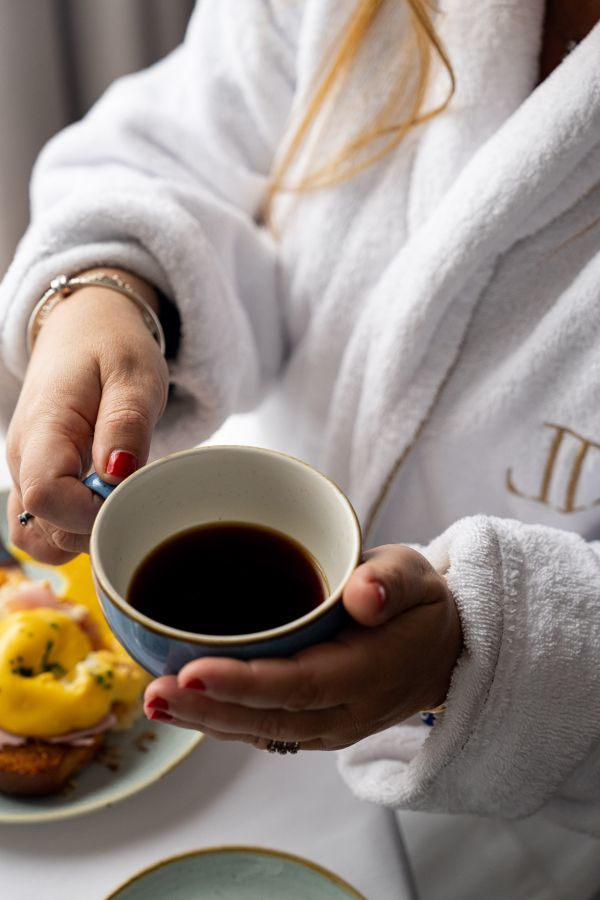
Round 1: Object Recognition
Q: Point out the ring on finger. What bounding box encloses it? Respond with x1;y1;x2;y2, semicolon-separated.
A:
17;511;34;526
266;740;300;755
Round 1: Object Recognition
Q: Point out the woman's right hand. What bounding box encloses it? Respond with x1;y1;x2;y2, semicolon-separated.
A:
6;272;169;564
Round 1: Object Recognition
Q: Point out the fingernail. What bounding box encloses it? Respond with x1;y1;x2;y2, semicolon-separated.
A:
182;678;206;692
106;449;138;478
147;696;169;711
373;580;387;611
148;709;173;722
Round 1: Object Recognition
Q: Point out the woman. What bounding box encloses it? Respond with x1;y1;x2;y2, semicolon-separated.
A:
1;1;599;895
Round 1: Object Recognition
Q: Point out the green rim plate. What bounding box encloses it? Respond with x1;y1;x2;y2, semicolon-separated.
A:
107;846;365;899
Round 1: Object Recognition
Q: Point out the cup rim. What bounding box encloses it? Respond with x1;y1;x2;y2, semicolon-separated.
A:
90;445;362;646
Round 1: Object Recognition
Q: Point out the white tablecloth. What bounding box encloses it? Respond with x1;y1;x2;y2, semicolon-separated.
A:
0;738;415;900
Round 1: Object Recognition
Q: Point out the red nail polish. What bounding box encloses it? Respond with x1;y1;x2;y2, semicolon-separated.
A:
148;709;173;722
147;696;169;711
374;581;386;610
183;678;206;691
106;449;138;478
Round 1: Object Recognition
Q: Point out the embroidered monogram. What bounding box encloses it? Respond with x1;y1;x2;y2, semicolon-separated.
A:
507;423;600;513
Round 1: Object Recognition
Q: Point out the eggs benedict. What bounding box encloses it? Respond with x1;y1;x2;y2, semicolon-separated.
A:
0;569;147;795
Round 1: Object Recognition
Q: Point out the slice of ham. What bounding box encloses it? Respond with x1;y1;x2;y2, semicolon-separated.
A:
0;729;24;747
3;581;104;649
3;581;58;612
0;713;117;748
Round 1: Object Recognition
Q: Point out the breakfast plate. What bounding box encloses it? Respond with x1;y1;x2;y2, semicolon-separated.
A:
107;846;365;899
0;491;203;824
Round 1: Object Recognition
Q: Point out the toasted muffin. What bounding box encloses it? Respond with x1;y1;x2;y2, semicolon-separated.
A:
0;735;103;796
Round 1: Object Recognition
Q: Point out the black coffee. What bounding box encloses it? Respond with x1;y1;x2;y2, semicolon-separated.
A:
127;522;328;635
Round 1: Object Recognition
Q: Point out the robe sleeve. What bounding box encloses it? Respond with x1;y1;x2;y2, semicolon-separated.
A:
338;515;600;836
0;0;301;453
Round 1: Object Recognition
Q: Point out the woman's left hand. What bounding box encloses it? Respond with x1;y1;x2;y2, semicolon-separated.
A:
143;545;463;750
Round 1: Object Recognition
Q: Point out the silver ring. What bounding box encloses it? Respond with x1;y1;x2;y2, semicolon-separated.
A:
17;511;34;527
267;740;300;755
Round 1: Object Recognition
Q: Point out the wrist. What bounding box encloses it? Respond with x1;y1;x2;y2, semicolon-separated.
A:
27;269;164;355
76;268;159;314
422;578;462;714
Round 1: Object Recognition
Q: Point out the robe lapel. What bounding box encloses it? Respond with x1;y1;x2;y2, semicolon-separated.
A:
323;21;600;529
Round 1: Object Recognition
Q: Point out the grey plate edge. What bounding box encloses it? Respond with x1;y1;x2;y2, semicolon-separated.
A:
105;844;366;900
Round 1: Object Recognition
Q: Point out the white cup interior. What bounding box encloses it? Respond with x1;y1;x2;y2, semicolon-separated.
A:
92;446;361;620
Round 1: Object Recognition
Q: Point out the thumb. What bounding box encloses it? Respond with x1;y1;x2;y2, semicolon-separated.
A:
343;544;447;628
92;370;166;484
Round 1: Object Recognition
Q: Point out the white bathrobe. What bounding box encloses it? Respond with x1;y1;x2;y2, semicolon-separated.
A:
1;1;600;896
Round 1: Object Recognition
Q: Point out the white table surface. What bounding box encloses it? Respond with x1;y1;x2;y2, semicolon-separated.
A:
0;737;415;900
0;442;415;900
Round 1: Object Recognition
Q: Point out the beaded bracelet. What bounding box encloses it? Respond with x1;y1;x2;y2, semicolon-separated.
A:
26;272;166;356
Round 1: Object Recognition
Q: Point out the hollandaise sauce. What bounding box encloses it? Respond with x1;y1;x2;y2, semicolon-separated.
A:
0;607;145;738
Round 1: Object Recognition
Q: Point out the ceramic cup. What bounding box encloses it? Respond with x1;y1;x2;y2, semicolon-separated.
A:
87;445;362;676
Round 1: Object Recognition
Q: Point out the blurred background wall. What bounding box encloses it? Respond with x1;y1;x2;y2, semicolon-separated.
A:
0;0;194;275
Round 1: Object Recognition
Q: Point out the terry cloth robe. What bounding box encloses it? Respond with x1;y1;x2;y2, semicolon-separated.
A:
0;1;600;896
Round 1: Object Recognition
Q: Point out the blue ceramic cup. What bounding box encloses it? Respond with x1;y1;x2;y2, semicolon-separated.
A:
87;446;362;676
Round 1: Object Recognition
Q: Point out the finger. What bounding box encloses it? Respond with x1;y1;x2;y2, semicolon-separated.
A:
145;710;341;752
15;411;102;535
145;682;347;744
9;338;104;533
144;674;178;707
31;517;90;558
92;354;168;484
343;544;445;627
144;717;326;752
7;487;85;564
142;710;324;755
143;710;256;746
173;637;370;710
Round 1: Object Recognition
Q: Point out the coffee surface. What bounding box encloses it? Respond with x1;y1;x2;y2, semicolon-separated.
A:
127;522;328;635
